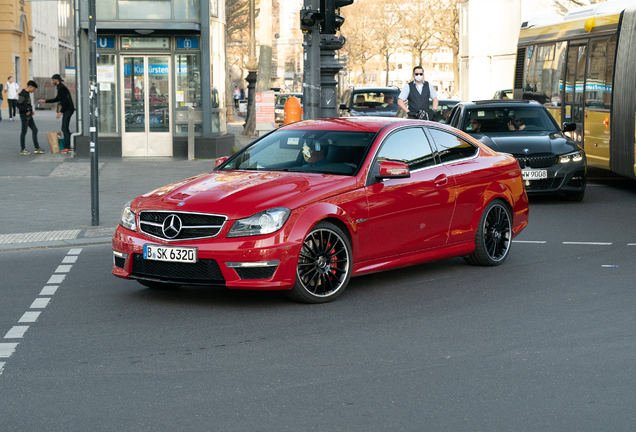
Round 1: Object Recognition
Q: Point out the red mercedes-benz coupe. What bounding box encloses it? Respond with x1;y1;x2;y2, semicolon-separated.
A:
112;117;529;303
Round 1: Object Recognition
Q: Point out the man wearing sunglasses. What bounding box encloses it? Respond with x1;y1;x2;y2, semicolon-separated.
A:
397;66;438;120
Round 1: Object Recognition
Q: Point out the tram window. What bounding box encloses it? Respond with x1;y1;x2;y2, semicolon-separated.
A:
586;39;608;109
522;43;564;106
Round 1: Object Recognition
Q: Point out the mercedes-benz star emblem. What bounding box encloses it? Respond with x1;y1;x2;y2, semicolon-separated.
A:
162;214;182;239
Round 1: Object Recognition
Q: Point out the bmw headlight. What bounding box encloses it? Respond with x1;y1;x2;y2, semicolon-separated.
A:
559;151;584;164
227;208;291;238
119;201;137;231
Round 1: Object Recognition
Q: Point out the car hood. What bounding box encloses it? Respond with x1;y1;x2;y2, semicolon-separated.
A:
132;170;358;219
474;132;578;155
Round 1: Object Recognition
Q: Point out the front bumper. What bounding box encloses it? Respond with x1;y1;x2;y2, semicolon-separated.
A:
521;159;586;194
111;225;302;290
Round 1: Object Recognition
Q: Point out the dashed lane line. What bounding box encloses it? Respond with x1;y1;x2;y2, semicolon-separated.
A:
1;248;82;375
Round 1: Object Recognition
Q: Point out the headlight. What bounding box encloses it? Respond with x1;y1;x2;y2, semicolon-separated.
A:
275;109;284;114
558;151;584;164
119;201;136;231
227;208;290;238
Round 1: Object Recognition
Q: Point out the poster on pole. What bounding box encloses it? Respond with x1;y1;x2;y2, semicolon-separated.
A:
255;92;276;124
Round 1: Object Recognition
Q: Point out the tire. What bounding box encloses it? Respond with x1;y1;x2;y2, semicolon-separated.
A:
286;222;352;304
138;280;179;290
464;199;512;266
565;190;585;202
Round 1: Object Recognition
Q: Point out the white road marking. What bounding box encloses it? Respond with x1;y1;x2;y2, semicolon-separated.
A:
628;244;636;246
40;286;58;296
62;256;78;264
4;326;29;339
18;312;41;323
55;265;72;273
0;343;19;358
513;240;547;244
47;275;65;284
0;362;4;375
67;248;83;255
30;298;51;309
563;242;612;246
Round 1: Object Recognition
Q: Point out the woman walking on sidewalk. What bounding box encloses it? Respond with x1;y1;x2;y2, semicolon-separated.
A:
17;81;46;155
5;76;20;121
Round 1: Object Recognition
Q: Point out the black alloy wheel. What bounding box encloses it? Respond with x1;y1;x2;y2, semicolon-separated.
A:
465;199;512;266
286;222;352;304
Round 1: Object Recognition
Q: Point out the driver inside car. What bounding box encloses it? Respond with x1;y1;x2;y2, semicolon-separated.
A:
302;140;329;168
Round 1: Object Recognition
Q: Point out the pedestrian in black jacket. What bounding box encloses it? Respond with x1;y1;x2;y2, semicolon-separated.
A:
39;74;75;152
18;81;46;155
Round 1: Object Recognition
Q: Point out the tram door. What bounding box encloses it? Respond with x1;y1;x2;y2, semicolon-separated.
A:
563;43;588;146
121;56;172;157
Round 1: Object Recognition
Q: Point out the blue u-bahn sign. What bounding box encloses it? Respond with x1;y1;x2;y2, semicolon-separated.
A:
176;37;199;49
97;37;115;49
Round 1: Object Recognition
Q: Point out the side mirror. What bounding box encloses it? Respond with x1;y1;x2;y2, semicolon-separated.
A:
562;122;576;132
339;103;348;111
214;156;229;168
376;161;410;179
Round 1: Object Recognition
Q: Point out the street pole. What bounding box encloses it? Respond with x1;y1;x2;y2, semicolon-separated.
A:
242;0;257;136
302;0;321;120
88;0;99;226
320;34;345;118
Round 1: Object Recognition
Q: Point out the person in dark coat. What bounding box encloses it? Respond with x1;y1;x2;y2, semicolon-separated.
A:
18;81;46;155
39;74;75;153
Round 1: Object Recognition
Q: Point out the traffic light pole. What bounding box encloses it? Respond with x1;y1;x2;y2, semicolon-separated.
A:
320;34;345;118
302;1;321;120
88;0;99;226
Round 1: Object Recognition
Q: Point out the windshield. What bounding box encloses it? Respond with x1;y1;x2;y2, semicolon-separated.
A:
219;129;377;176
352;90;400;110
463;106;558;134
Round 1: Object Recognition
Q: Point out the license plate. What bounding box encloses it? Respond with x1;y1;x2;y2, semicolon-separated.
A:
143;245;197;263
522;169;548;180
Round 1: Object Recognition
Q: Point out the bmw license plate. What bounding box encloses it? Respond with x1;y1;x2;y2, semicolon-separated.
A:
522;169;548;180
143;244;197;263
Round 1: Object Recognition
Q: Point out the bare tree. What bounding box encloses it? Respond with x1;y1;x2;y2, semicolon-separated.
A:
341;0;377;85
370;0;402;86
432;0;459;93
397;0;436;69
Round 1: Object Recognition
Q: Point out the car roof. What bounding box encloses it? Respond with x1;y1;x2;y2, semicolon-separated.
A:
351;87;400;92
281;117;410;132
461;100;542;108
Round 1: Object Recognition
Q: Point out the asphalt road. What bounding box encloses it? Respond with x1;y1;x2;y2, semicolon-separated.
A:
1;171;636;431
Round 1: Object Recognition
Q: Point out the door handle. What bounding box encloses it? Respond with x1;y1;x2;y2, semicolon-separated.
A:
434;174;448;187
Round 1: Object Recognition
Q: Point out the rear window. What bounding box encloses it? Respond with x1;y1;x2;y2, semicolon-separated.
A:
463;106;558;134
276;94;303;105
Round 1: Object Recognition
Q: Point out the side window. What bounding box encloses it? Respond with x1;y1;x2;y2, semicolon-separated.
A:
377;127;436;170
429;129;477;163
449;106;462;127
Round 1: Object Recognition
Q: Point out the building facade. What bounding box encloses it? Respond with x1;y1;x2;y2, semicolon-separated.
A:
75;0;232;158
0;0;34;108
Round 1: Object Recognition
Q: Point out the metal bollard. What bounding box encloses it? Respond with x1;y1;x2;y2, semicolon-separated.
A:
188;106;195;160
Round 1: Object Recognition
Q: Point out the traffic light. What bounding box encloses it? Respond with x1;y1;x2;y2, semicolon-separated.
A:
320;0;354;34
300;9;323;32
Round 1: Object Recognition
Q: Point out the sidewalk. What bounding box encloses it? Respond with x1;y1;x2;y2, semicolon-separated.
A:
0;108;258;251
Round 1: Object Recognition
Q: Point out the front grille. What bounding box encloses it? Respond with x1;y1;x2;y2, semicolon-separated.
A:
235;266;277;280
139;211;227;241
131;253;225;283
515;154;557;169
114;256;125;268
